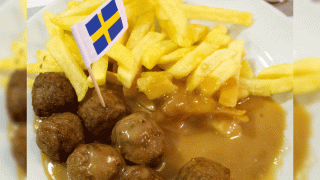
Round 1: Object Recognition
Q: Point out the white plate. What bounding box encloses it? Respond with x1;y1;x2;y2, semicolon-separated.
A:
27;0;293;179
0;0;25;179
294;1;320;179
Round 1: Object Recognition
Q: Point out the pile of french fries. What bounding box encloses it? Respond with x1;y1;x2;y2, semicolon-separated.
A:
28;0;317;112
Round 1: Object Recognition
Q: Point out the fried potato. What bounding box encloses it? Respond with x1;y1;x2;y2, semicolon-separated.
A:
107;42;135;69
159;46;196;64
219;40;244;107
68;1;83;9
142;40;179;69
46;36;88;101
0;76;9;89
137;72;178;100
43;11;64;38
167;29;232;79
199;57;237;96
87;56;108;88
294;57;320;76
125;0;156;19
257;63;293;79
294;75;320;95
27;79;34;89
59;0;105;17
240;76;293;96
35;49;63;72
0;58;19;71
240;59;254;79
63;34;86;69
182;4;253;26
126;11;155;50
51;15;86;31
188;24;210;43
186;49;237;91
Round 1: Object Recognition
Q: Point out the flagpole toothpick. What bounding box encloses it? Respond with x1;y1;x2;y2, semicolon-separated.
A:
87;66;106;107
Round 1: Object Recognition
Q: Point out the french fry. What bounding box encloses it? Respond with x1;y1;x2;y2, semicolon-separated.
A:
27;79;34;89
159;46;196;64
167;30;232;79
189;24;210;43
59;0;106;17
63;34;86;69
36;49;64;72
124;0;156;19
240;76;293;96
68;1;83;9
219;40;244;107
142;40;179;69
126;11;155;50
199;58;237;96
0;76;9;89
0;58;18;71
43;11;64;38
240;59;254;79
46;36;88;101
294;75;320;95
87;56;108;88
154;0;190;47
182;4;253;26
294;57;320;76
137;72;178;100
51;15;86;31
107;42;135;69
186;49;237;91
257;63;293;79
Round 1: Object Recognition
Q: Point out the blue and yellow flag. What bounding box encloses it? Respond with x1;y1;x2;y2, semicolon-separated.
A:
71;0;128;67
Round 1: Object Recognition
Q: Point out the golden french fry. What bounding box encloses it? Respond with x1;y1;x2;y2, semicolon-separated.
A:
159;46;196;64
68;1;83;9
240;59;254;79
107;43;135;69
27;79;34;89
63;34;86;69
142;40;179;69
27;62;42;73
186;49;237;91
257;63;293;79
0;76;9;89
182;4;253;26
43;11;64;38
51;15;86;31
167;30;232;79
199;58;237;96
0;58;18;71
238;84;249;99
189;24;210;43
294;74;320;95
137;72;178;100
124;0;156;20
126;11;155;50
46;36;88;101
36;49;64;72
87;56;108;88
59;0;105;17
294;57;320;76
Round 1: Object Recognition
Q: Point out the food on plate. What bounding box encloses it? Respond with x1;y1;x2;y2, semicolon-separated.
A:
32;72;78;117
27;0;300;179
66;143;125;180
119;165;164;180
112;112;165;167
176;157;230;180
36;112;85;162
78;89;130;139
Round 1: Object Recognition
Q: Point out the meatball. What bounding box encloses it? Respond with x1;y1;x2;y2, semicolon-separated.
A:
6;69;26;123
78;89;130;138
67;143;125;180
32;72;78;117
176;157;230;180
119;165;164;180
36;112;84;162
111;112;165;166
11;124;26;170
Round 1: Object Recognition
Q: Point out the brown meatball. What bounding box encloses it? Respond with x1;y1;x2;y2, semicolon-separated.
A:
78;89;130;138
6;69;26;123
36;112;84;162
11;124;26;170
32;72;78;117
67;143;126;180
176;157;230;180
111;112;165;166
119;165;164;180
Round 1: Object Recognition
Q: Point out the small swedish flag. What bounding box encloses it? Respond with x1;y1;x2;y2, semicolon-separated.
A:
71;0;128;68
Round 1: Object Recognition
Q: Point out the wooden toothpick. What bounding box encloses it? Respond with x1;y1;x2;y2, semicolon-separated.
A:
87;66;106;107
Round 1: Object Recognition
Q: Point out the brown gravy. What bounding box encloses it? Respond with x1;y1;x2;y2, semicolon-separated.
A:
294;102;312;180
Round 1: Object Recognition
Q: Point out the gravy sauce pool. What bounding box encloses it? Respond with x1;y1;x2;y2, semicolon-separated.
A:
35;95;289;180
294;102;312;180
